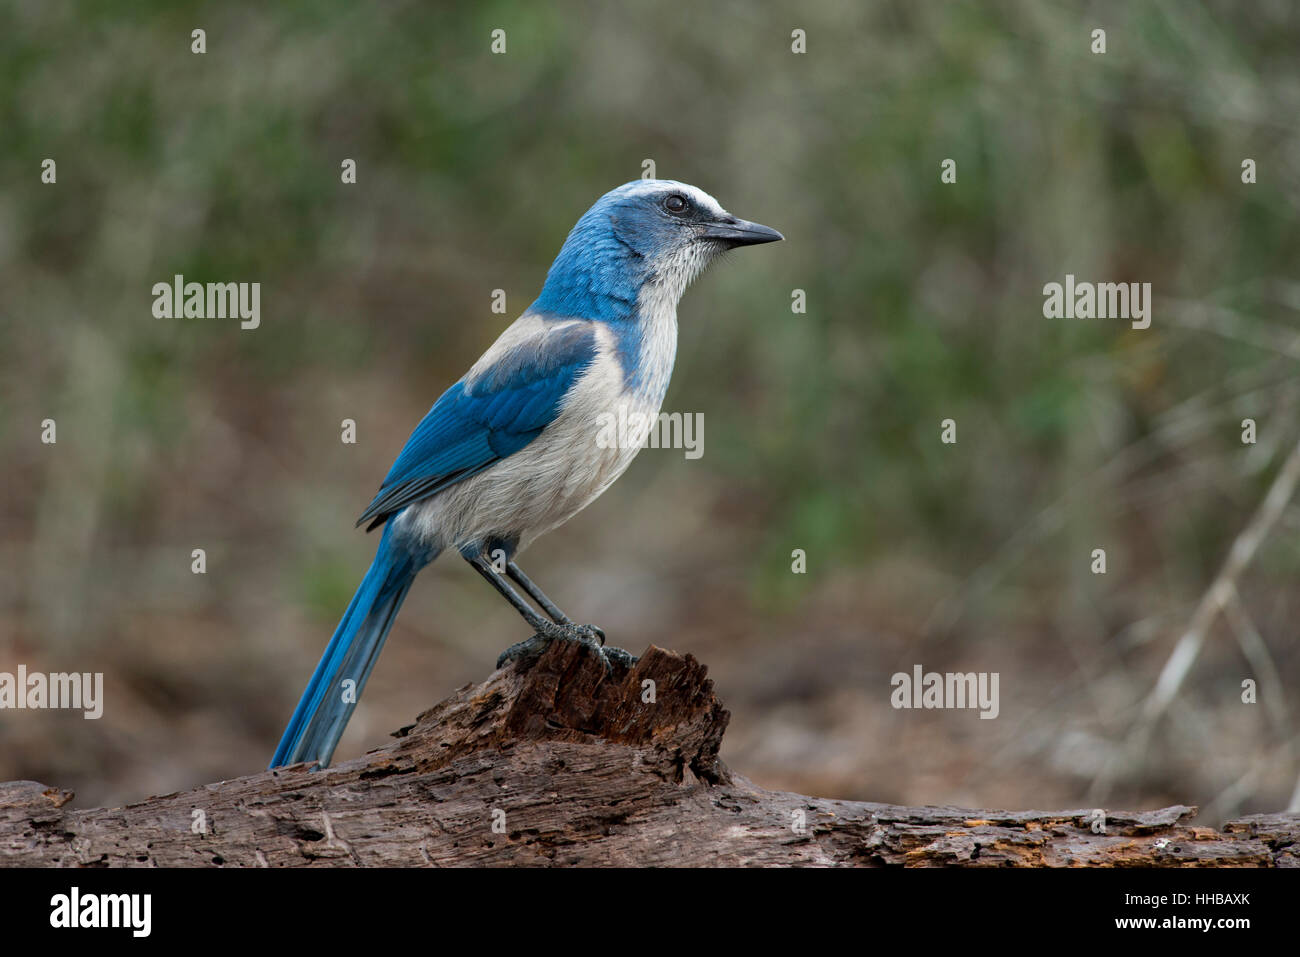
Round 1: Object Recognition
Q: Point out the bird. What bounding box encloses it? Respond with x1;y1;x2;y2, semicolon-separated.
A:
270;179;782;769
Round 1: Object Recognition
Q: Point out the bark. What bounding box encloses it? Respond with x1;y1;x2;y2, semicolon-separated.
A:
2;641;1296;867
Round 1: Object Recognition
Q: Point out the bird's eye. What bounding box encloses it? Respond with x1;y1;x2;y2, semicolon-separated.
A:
664;194;688;214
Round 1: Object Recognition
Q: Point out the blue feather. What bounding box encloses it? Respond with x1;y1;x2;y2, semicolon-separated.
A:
270;524;436;768
356;321;599;529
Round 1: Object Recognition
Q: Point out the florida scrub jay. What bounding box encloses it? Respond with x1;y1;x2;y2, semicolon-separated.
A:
271;180;782;768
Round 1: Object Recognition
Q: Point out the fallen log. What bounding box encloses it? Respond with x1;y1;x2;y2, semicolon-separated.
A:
2;641;1296;866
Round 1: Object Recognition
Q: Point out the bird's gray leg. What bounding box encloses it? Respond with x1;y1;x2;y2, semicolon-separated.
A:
506;561;580;629
464;554;566;637
507;560;638;670
464;555;624;669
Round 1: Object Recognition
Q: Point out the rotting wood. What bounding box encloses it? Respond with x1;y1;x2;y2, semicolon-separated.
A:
2;641;1296;867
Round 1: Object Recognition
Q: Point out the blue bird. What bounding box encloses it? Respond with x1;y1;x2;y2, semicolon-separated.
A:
271;180;782;768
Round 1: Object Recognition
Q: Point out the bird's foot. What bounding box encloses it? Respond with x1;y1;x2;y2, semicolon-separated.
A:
599;645;639;669
495;621;638;672
569;622;605;646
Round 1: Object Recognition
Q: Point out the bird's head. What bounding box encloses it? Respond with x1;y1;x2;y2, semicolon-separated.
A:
531;179;782;320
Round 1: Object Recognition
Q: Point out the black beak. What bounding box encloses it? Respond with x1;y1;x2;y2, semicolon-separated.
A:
699;215;784;247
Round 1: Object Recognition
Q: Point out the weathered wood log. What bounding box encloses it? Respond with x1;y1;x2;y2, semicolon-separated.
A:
1;641;1296;867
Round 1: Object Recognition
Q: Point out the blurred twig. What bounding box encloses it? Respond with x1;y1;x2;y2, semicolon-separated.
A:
1090;430;1300;802
1224;588;1291;734
924;358;1293;640
1164;298;1300;362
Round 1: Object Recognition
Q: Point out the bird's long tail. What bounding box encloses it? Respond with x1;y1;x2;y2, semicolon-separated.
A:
270;525;435;769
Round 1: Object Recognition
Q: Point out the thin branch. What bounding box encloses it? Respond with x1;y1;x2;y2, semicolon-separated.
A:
1091;432;1300;801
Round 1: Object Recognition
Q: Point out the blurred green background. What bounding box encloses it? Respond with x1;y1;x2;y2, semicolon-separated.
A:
2;0;1299;823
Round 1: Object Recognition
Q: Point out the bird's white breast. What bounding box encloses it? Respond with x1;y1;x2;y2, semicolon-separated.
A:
400;289;678;553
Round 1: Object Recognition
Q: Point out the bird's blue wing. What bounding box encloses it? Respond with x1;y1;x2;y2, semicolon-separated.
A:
357;320;599;530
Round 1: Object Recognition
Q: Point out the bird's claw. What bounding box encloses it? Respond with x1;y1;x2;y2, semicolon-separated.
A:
601;645;638;669
495;622;634;672
495;634;551;669
574;623;605;646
